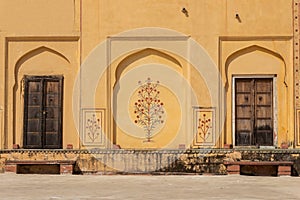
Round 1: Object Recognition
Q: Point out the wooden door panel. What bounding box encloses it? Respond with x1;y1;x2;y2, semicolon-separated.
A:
235;78;273;146
26;132;42;147
45;107;59;119
45;119;58;132
45;133;59;145
236;106;252;118
236;131;252;146
236;80;252;92
255;131;273;146
256;80;272;92
46;81;59;92
43;79;62;148
236;119;252;131
46;94;59;106
24;79;43;148
28;95;42;106
256;107;272;118
256;94;272;105
24;76;63;149
27;120;40;132
28;81;42;92
27;107;41;119
236;94;251;105
254;79;273;146
235;79;254;146
256;119;272;130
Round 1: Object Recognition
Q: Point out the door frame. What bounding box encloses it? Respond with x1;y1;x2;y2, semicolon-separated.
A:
23;75;64;149
232;75;278;147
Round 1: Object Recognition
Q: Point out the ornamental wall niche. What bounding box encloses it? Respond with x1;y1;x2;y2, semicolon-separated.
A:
13;46;70;148
221;40;291;147
193;107;216;147
4;37;79;149
111;48;183;149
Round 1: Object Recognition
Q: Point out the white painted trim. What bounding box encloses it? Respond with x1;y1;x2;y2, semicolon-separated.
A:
232;75;277;147
232;77;236;147
0;108;3;149
273;77;278;146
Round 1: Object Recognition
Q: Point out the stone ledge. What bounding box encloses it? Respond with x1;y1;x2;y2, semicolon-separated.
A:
224;161;293;176
6;160;76;165
1;148;300;154
0;149;300;175
5;160;75;174
224;161;293;166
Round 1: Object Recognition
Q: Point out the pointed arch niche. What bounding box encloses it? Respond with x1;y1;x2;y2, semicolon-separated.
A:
8;46;70;148
110;48;186;149
223;45;289;147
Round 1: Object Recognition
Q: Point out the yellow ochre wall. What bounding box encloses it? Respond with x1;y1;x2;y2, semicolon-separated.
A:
0;0;296;149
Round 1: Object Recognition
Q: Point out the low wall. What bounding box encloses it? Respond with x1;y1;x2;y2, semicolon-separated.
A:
1;149;300;175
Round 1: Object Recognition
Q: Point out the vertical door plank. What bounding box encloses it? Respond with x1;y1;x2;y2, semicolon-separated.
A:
254;79;273;146
43;79;62;149
23;79;43;148
235;79;253;146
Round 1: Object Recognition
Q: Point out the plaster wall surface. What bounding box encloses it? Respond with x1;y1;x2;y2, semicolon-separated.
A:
0;0;295;149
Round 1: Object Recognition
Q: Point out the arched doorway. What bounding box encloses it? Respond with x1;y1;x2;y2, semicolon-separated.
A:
225;45;287;147
13;46;70;149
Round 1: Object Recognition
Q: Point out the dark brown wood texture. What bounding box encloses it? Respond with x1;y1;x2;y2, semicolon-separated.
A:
23;76;63;149
235;78;273;146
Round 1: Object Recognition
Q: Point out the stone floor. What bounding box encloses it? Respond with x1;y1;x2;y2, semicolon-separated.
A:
0;174;299;200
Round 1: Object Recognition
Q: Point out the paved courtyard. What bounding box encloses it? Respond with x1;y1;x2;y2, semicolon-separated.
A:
0;174;299;200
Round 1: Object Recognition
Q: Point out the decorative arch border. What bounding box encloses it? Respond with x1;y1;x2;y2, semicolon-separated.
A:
2;36;79;149
111;47;185;146
12;46;70;148
114;48;182;84
224;44;287;89
105;35;192;147
223;44;288;147
14;46;70;85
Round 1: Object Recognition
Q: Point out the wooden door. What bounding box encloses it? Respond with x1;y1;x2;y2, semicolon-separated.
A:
235;78;273;146
23;76;63;149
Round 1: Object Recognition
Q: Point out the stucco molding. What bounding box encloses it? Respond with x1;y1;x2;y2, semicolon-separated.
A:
107;36;190;41
5;36;80;42
219;36;293;41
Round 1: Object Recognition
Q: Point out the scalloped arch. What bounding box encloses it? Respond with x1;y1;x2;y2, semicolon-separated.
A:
115;48;182;84
14;46;70;86
225;45;287;88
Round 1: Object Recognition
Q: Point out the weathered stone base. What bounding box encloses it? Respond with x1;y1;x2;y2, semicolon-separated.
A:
5;160;75;174
0;149;300;176
224;161;293;176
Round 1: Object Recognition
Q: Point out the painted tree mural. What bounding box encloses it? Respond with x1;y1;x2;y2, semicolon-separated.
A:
197;113;211;142
134;77;164;142
86;114;101;142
